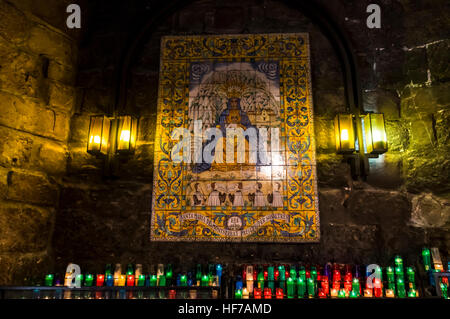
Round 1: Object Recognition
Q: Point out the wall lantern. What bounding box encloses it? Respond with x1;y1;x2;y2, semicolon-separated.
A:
334;114;355;154
87;115;111;156
362;113;388;154
334;112;388;179
87;115;138;176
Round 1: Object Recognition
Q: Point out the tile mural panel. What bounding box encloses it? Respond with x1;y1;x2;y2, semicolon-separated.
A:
151;34;319;242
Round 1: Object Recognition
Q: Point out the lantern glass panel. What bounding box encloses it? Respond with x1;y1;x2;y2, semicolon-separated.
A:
363;113;387;154
87;116;110;155
117;116;138;153
334;114;355;154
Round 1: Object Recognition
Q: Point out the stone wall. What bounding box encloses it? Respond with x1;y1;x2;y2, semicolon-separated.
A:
0;0;80;284
2;0;447;284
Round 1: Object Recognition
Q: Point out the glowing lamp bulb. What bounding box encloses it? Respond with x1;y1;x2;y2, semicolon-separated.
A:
341;129;349;141
120;130;131;142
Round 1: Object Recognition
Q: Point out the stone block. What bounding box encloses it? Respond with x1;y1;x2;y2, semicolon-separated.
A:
346;189;410;226
316;154;352;188
314;118;335;152
28;25;76;67
400;87;439;117
0;91;70;141
410;193;450;228
427;40;450;82
403;153;450;194
435;108;450;147
407;114;436;150
0;1;30;45
366;153;404;188
0;127;35;168
403;48;428;83
48;80;76;112
6;170;59;206
47;61;76;85
385;120;409;152
37;142;68;175
0;202;53;253
0;38;45;98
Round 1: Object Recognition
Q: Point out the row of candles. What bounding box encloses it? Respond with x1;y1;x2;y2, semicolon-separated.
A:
45;263;223;288
233;256;419;299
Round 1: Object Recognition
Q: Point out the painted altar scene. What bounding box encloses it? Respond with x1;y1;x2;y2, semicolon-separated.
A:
151;34;320;242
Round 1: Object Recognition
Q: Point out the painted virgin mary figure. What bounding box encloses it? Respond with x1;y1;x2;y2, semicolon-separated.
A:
192;97;259;173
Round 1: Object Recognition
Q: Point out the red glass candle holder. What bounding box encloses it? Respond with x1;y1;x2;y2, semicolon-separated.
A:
264;288;272;299
254;288;262;299
276;288;284;299
169;290;177;299
127;275;135;286
96;274;105;287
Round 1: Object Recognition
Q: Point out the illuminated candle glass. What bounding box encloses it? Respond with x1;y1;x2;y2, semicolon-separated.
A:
164;264;172;286
278;265;285;281
373;279;382;298
338;289;346;298
307;278;315;298
196;264;202;286
287;277;295;299
45;274;54;287
440;283;448;299
201;275;209;287
114;264;122;286
344;281;352;295
310;267;318;281
180;274;187;287
106;274;114;287
96;274;104;287
333;269;341;283
159;275;166;287
169;290;176;299
384;267;393;284
118;275;126;287
385;289;395;298
276;288;284;299
257;271;264;290
246;265;254;293
235;289;242;299
264;288;272;299
350;290;358;298
126;264;134;276
324;264;332;282
321;277;329;295
408;289;417;298
242;287;249;299
85;274;94;287
267;266;274;281
254;288;262;299
137;275;145;287
297;278;306;298
364;288;373;298
406;267;415;284
127;275;135;287
395;266;404;280
318;290;326;299
150;275;157;287
330;288;338;298
394;255;403;269
216;264;223;285
352;278;360;296
422;248;431;271
397;279;406;298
